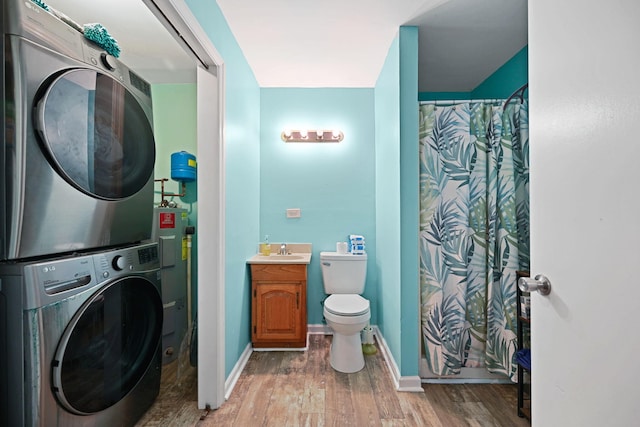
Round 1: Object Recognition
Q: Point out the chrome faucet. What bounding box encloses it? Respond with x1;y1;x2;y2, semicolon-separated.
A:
279;243;287;255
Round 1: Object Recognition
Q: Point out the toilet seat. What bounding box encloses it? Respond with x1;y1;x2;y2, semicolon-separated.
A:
324;294;369;316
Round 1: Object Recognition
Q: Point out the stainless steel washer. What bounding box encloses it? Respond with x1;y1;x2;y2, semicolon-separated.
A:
1;0;156;261
0;242;162;426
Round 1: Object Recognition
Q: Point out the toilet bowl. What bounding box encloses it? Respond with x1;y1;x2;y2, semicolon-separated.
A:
323;294;370;373
320;251;369;373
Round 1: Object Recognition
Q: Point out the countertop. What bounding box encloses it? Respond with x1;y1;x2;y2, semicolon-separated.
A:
247;243;312;265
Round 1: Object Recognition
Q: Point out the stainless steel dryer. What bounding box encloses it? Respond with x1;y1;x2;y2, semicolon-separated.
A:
1;0;156;261
0;242;162;426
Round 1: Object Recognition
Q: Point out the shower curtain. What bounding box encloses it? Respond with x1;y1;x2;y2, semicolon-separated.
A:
419;100;529;381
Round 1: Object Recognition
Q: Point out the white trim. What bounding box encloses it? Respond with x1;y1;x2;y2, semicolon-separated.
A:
373;326;423;392
143;0;226;410
195;64;226;410
224;344;252;400
142;0;223;68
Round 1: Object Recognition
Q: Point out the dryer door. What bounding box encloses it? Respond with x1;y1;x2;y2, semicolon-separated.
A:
52;276;162;415
35;69;155;200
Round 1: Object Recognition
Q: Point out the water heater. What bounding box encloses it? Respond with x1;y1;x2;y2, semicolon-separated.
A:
151;207;189;365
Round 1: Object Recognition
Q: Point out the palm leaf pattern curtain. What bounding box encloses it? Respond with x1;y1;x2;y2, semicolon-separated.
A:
419;101;529;381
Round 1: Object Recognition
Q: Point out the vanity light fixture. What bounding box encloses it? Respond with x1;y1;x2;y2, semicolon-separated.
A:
281;129;344;143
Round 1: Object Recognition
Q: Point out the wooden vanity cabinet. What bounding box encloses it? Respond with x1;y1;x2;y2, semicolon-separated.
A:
250;264;307;348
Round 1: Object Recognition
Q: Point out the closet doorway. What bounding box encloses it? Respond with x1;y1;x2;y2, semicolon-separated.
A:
144;0;226;409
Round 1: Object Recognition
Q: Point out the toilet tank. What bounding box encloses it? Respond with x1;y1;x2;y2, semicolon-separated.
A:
320;252;367;294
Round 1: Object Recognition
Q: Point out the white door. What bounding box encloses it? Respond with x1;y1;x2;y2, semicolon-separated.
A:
529;1;640;426
196;64;226;410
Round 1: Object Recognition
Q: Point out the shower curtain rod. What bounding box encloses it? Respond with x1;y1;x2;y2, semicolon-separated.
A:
503;83;529;108
419;98;504;106
419;83;529;108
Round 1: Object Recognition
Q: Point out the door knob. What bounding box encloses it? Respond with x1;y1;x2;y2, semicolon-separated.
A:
518;274;552;296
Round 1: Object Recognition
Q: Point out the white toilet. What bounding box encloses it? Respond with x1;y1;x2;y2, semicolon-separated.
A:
320;251;370;373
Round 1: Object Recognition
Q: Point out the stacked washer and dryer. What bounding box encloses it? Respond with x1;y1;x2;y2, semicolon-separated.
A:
1;1;162;426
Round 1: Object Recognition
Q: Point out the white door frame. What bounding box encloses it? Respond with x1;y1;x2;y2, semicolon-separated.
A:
143;0;226;410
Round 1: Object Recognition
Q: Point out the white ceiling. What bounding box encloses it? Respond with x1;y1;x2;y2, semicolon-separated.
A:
43;0;527;92
215;0;445;88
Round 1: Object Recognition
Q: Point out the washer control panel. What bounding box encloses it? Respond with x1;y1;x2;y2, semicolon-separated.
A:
94;243;159;282
34;256;95;296
21;243;160;309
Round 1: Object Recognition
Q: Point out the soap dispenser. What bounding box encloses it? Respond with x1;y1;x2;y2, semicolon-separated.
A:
260;235;271;256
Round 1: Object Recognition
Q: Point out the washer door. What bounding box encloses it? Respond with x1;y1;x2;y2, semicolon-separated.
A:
52;276;162;415
35;69;155;200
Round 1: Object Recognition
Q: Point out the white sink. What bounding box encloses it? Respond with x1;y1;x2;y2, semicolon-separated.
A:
247;244;312;265
261;254;304;260
247;253;311;264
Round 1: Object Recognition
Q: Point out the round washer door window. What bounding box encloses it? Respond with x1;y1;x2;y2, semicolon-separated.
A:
52;277;162;415
36;69;155;200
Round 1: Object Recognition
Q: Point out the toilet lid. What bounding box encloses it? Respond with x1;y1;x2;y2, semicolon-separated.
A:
324;294;370;316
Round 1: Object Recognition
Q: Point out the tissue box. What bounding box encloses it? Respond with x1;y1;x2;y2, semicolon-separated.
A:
348;234;366;254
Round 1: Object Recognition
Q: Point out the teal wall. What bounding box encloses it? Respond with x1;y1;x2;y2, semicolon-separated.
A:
259;88;377;324
373;26;420;377
472;46;528;99
398;27;420;377
151;83;198;310
374;33;402;369
418;46;528;101
418;91;470;101
186;0;261;378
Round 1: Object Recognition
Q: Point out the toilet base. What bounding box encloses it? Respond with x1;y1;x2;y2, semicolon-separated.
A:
330;332;365;373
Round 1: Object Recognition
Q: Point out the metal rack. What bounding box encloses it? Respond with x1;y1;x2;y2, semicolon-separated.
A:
516;270;531;421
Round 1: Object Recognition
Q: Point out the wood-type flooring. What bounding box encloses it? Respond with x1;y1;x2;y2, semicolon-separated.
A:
136;334;530;426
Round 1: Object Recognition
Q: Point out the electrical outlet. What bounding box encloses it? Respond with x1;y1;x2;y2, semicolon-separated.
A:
286;208;301;218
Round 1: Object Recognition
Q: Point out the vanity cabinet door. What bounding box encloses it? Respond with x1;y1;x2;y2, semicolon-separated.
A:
251;264;307;348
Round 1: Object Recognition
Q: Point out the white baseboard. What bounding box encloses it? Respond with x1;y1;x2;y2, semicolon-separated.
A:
224;343;252;400
373;326;423;392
